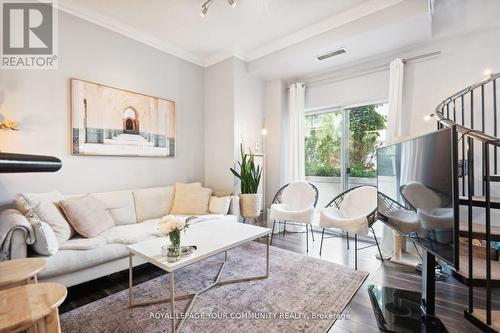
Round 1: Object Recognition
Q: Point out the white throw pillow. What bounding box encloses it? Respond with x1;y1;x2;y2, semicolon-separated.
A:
209;196;231;215
170;183;212;215
16;191;74;243
30;220;59;256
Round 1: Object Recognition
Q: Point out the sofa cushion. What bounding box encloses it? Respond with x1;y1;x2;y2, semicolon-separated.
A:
59;236;106;251
30;220;59;256
133;186;175;222
91;190;137;225
177;214;236;223
37;243;128;279
60;196;116;238
209;196;231;215
171;183;212;215
16;191;74;243
99;219;161;245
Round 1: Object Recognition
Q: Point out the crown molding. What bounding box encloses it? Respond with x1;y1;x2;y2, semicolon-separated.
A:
55;0;405;69
203;48;248;67
56;2;205;67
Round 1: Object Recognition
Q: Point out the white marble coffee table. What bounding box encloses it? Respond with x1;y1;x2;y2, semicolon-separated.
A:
127;220;271;333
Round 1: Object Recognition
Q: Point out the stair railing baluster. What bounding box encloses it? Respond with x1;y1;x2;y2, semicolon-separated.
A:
484;141;492;326
482;85;485;134
482;86;486;195
471;90;475;196
494;79;498;175
467;136;474;314
471;89;474;129
453;99;457;122
462;95;466;196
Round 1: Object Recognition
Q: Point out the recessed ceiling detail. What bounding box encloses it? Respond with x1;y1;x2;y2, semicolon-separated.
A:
57;0;406;68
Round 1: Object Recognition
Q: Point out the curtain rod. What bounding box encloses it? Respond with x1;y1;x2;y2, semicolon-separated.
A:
302;50;442;87
402;50;441;63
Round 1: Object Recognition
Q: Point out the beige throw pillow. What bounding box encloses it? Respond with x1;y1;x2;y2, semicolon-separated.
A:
59;195;115;238
171;183;212;215
133;186;175;222
209;196;231;215
16;191;74;243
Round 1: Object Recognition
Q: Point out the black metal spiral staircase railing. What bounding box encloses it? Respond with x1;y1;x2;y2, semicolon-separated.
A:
435;72;500;332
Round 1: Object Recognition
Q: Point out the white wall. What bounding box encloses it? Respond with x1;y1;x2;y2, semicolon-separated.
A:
0;12;205;206
234;58;265;155
405;26;500;136
204;58;236;193
204;57;265;194
263;80;288;207
305;69;389;110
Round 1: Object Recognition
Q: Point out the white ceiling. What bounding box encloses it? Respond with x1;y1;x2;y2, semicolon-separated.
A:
58;0;408;67
248;0;432;80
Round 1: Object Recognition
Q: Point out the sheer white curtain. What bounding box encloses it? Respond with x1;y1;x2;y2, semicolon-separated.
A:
386;58;405;143
380;58;405;258
286;83;306;183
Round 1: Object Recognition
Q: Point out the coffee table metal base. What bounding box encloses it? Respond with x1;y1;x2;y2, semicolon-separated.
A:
128;236;270;333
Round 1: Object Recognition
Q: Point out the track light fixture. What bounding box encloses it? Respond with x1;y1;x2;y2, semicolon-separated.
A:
200;0;213;17
200;0;236;17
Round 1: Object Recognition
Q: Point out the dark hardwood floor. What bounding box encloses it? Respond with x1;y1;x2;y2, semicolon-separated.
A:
60;228;496;333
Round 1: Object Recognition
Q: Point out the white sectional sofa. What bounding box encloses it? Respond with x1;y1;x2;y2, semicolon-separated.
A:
0;184;239;287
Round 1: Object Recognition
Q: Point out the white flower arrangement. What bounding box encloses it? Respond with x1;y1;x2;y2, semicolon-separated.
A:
158;215;197;235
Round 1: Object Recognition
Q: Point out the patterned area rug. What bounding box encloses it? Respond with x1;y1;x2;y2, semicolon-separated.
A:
60;242;368;333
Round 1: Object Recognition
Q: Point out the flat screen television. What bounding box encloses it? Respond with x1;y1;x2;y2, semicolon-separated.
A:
377;127;458;267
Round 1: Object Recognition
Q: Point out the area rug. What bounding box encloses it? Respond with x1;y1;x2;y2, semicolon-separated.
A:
60;242;368;333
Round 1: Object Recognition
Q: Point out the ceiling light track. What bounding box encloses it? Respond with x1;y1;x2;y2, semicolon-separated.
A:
200;0;237;17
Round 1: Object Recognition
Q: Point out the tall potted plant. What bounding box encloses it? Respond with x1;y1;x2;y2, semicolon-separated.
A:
230;144;263;218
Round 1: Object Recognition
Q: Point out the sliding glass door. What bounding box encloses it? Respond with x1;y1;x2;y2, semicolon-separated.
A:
346;103;388;189
305;103;388;211
304;108;344;208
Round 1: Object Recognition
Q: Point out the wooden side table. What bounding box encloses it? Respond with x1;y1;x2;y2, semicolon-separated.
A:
0;258;46;291
0;283;67;333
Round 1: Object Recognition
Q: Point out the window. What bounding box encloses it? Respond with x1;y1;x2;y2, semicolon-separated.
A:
304;103;388;210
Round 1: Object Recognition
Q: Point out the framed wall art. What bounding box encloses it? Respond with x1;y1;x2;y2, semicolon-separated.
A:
71;79;176;157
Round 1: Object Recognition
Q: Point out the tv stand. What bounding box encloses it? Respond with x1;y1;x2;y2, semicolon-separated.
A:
368;250;448;332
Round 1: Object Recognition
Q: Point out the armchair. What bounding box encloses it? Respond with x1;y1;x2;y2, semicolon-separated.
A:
269;181;318;252
319;185;383;269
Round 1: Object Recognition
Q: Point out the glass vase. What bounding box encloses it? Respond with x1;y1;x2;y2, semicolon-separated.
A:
168;230;181;258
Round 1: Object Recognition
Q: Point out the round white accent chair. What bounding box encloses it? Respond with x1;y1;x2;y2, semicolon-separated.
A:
269;181;319;253
319;185;383;270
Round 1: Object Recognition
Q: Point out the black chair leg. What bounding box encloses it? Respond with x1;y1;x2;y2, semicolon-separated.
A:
305;224;309;253
371;227;384;263
270;220;276;245
354;234;358;270
309;224;315;241
283;221;287;237
320;228;325;256
346;232;350;249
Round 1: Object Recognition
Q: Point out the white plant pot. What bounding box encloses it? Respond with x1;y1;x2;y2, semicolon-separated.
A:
239;194;262;218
